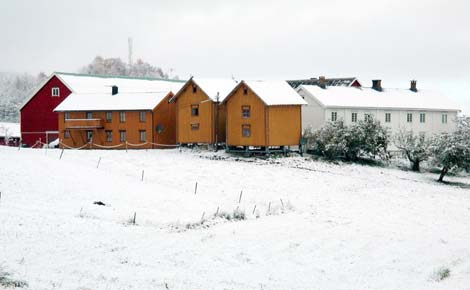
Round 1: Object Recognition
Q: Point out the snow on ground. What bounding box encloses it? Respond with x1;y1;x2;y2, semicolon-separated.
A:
0;146;469;290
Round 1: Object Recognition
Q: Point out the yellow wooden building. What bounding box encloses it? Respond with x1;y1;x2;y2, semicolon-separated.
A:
172;77;238;146
223;80;307;153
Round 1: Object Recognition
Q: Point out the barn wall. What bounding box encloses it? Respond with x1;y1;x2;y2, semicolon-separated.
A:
267;105;302;146
176;80;215;144
58;111;154;149
153;93;177;148
20;76;71;146
225;85;267;146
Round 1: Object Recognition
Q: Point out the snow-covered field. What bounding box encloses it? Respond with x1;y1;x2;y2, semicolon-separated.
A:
0;146;469;290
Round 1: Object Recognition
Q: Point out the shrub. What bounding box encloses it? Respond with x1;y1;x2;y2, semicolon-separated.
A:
431;267;451;282
0;270;28;288
394;130;431;172
304;117;390;161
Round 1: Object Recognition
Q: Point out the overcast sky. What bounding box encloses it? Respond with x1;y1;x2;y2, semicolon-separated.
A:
1;0;469;113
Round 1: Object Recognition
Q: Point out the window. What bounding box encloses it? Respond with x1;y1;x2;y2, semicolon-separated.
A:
191;105;199;116
192;84;197;93
86;112;93;119
106;112;112;123
331;112;338;122
420;113;426;123
139;111;146;122
242;106;251;118
139;130;146;142
242;124;251;137
385;113;391;123
64;112;70;121
106;130;112;142
64;130;70;139
119;130;126;142
86;130;93;142
351;112;358;123
243;86;248;95
119;112;126;123
191;123;200;131
51;87;60;97
365;113;372;121
407;113;413;123
442;114;448;124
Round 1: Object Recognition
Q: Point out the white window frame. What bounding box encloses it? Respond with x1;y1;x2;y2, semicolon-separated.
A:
139;130;146;142
106;130;112;142
331;112;338;122
86;112;93;119
385;113;391;123
407;113;413;123
351;112;357;123
86;130;93;142
119;112;126;123
139;111;146;123
120;130;126;142
420;113;426;123
51;87;60;97
442;114;448;124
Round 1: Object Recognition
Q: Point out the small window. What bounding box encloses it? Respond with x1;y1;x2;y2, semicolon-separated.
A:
106;112;112;122
119;112;126;123
86;130;93;142
365;113;373;121
442;114;448;124
242;106;251;118
64;112;70;121
139;111;146;122
191;105;199;116
192;84;197;94
351;112;357;123
242;124;251;137
64;130;70;139
191;123;200;131
420;113;426;123
139;130;146;142
119;130;126;142
86;112;93;119
331;112;338;122
385;113;391;123
243;86;248;95
51;87;60;97
106;130;112;142
407;113;413;123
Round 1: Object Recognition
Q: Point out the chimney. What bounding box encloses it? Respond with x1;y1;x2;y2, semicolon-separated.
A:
372;80;382;91
112;85;118;95
318;76;326;89
410;80;418;92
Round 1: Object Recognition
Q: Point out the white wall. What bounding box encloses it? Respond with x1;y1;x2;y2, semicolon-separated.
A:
298;89;326;132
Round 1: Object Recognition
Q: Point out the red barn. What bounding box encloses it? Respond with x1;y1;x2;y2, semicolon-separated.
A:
20;74;71;146
20;72;185;147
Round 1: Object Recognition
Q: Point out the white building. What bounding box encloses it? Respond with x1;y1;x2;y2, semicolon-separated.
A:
297;80;461;138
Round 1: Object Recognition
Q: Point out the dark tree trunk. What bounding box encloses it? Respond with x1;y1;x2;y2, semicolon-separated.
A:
438;167;449;182
411;160;420;172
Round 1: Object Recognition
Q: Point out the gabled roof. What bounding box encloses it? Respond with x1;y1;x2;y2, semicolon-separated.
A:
225;80;307;106
287;77;360;89
54;92;171;112
298;85;461;112
20;72;185;110
171;77;239;103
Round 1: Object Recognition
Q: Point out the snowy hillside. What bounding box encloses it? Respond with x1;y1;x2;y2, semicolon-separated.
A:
0;147;469;290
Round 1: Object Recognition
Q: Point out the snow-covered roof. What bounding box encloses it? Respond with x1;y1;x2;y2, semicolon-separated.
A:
298;85;461;111
191;78;239;102
56;72;184;94
241;80;308;106
54;92;171;111
21;72;185;110
0;122;21;138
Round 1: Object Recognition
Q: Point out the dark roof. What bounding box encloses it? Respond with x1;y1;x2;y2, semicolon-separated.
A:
287;77;359;89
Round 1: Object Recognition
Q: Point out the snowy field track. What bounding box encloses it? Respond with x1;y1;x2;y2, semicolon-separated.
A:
0;146;469;290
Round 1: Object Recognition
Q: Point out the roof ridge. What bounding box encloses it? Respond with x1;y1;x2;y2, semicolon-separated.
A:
54;71;186;83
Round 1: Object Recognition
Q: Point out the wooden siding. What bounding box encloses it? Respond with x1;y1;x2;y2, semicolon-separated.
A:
176;80;217;144
267;106;302;146
59;111;154;149
225;83;302;147
153;93;177;147
226;85;266;146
